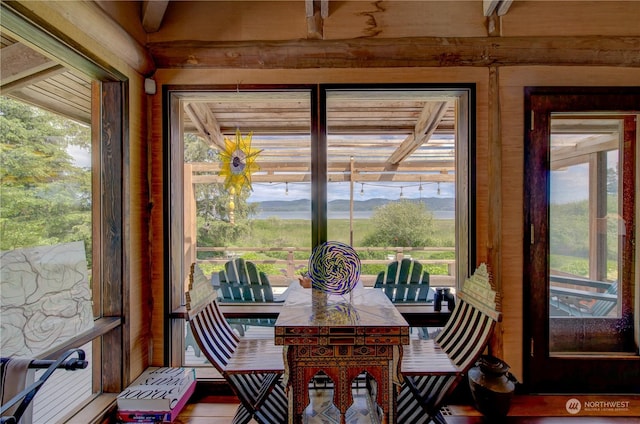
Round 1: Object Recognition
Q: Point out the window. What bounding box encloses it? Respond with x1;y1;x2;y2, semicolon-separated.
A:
166;84;475;367
1;9;128;420
0;96;95;422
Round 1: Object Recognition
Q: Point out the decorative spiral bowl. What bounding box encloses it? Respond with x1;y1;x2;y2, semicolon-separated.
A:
308;241;361;295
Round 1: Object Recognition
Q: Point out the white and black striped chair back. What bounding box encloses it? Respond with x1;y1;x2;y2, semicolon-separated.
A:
186;263;239;373
434;297;496;371
399;263;501;424
185;263;287;424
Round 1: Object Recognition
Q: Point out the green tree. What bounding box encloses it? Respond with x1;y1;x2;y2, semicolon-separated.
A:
183;133;256;251
362;200;433;247
0;97;91;255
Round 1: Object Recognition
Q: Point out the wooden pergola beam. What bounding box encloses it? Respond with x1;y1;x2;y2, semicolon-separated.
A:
0;42;59;86
192;172;454;185
190;159;455;174
183;103;226;151
1;64;65;92
551;137;619;170
387;101;449;165
148;36;640;69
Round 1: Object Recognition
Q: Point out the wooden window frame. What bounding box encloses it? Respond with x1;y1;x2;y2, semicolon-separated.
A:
1;3;129;399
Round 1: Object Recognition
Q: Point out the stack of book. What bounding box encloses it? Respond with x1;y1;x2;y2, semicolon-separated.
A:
116;367;196;423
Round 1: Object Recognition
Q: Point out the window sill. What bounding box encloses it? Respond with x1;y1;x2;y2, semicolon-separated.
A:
64;393;118;424
38;317;122;360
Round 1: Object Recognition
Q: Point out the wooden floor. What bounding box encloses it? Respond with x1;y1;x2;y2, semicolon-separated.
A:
175;394;640;423
180;329;640;423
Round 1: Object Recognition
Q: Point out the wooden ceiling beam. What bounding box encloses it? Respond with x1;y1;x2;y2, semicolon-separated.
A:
387;101;449;165
3;1;155;77
306;0;327;40
141;0;169;33
483;0;512;17
183;103;226;151
149;36;640;68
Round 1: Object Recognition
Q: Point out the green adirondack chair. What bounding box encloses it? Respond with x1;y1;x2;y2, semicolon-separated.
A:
217;258;279;335
218;258;276;302
550;275;618;317
374;258;431;303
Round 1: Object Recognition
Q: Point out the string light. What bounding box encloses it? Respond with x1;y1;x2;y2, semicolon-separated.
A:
351;181;445;198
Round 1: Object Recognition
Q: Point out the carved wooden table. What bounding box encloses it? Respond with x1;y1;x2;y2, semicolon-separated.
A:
274;283;410;424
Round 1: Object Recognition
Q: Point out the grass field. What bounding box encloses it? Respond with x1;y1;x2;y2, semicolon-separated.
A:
200;218;456;278
243;217;455;249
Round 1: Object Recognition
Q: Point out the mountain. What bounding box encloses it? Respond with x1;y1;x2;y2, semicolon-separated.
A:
251;197;454;213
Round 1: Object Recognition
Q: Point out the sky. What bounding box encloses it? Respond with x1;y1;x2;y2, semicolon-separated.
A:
249;166;597;205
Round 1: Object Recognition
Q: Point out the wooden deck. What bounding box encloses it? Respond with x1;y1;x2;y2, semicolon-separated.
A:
31;342;93;423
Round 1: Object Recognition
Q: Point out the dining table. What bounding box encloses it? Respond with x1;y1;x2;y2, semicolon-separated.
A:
274;282;410;424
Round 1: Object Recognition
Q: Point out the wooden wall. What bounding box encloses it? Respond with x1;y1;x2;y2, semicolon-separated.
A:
150;64;640;382
145;1;640;383
17;0;639;386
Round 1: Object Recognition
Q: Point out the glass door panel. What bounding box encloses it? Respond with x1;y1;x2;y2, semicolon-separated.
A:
524;86;639;393
180;89;312;364
548;117;628;353
324;88;460;290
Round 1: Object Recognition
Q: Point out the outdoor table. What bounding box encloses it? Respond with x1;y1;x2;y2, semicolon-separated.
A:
274;282;410;424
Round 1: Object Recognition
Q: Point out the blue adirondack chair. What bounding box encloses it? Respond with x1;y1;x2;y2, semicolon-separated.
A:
219;258;276;302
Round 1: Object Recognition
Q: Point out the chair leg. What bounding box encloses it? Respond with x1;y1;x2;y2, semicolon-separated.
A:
431;410;448;424
231;404;253;424
417;327;430;339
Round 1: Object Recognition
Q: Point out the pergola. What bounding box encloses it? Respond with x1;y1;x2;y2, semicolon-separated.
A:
181;90;458;186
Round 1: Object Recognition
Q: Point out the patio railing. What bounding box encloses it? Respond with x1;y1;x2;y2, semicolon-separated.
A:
196;246;456;287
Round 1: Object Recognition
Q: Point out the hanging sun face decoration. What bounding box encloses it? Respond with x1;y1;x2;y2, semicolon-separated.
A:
219;129;261;193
